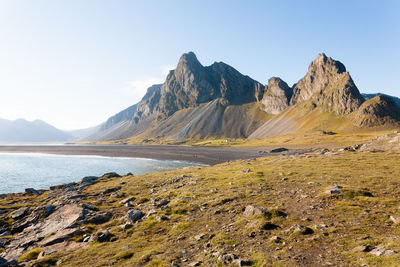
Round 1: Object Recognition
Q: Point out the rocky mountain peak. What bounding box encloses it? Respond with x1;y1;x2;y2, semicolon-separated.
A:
290;53;363;114
261;77;292;114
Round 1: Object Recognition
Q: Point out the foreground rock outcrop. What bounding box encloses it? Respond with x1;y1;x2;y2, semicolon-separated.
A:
0;142;400;266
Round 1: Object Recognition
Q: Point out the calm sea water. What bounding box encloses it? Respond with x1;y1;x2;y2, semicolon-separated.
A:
0;153;203;194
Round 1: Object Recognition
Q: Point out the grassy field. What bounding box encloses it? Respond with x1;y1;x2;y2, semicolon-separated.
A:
3;143;400;266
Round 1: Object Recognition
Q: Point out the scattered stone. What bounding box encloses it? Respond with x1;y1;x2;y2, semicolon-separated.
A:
352;245;371;252
95;230;112;242
38;228;81;246
369;245;398;256
194;234;206;240
0;231;10;238
292;224;314;235
390;215;400;224
242;168;251;173
243;205;265;217
181;197;191;202
81;203;97;211
270;236;282;243
156;199;170;207
120;197;135;205
188;261;202;266
102;186;121;195
81;176;98;185
24;188;40;195
270;147;288;153
110;192;120;198
282;177;288;181
232;259;254;266
126;209;144;223
10;207;29;219
324;185;343;194
86;212;112;224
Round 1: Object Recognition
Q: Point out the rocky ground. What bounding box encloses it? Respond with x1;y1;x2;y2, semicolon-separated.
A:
0;132;400;266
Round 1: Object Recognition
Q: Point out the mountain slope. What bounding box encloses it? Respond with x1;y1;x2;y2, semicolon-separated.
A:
0;119;73;142
86;52;399;142
353;95;400;127
290;53;364;115
362;93;400;108
87;52;266;141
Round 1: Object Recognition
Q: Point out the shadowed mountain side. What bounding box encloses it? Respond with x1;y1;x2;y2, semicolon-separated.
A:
140;99;266;139
353;95;400;127
363;93;400;108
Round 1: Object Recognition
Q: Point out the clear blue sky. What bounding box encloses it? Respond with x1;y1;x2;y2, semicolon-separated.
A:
0;0;398;129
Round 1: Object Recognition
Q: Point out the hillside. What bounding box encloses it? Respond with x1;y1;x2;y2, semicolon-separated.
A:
85;53;400;142
1;133;400;266
0;119;73;142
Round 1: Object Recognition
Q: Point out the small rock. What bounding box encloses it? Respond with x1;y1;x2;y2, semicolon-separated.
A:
25;188;40;195
369;245;397;256
270;147;288;153
324;185;343;194
390;215;400;224
352;245;371;252
243;205;265;217
282;177;288;181
181;197;191;202
194;234;206;240
156;199;170;207
120;197;135;205
10;207;29;219
270;236;282;243
96;230;111;242
188;261;201;266
127;209;144;223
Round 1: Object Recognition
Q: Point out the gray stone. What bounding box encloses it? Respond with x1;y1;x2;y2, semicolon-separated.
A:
10;207;29;219
243;205;265;217
127;209;144;223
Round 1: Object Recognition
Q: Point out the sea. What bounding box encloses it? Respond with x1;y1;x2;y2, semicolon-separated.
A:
0;152;203;194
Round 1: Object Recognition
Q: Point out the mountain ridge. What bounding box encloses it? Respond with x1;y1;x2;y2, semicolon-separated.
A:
0;118;73;142
84;52;400;142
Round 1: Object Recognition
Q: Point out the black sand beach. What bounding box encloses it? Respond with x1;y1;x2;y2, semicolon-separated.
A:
0;145;303;164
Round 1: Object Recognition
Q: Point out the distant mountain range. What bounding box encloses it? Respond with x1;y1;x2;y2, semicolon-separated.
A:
0;119;73;142
83;52;400;141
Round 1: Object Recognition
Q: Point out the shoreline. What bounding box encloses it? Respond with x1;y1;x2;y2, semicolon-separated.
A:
0;144;306;165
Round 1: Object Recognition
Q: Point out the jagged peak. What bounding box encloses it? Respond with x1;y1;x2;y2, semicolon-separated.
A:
309;53;346;74
177;51;201;66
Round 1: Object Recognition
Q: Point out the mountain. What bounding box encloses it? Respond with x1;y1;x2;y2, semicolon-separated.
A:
87;52;266;140
353;95;400;127
362;93;400;108
67;124;102;140
261;77;292;114
0;119;73;142
86;52;400;142
290;53;364;115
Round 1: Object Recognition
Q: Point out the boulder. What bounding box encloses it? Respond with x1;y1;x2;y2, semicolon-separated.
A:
390;215;400;224
243;205;265;217
24;188;40;195
126;209;144;223
270;148;288;153
10;207;29;219
324;185;342;194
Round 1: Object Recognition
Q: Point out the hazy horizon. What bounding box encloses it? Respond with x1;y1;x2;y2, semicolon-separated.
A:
0;0;399;130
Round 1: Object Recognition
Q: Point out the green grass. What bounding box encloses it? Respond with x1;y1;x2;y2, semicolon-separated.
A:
1;143;400;266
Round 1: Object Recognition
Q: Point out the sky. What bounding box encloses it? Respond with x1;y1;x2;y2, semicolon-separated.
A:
0;0;399;130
